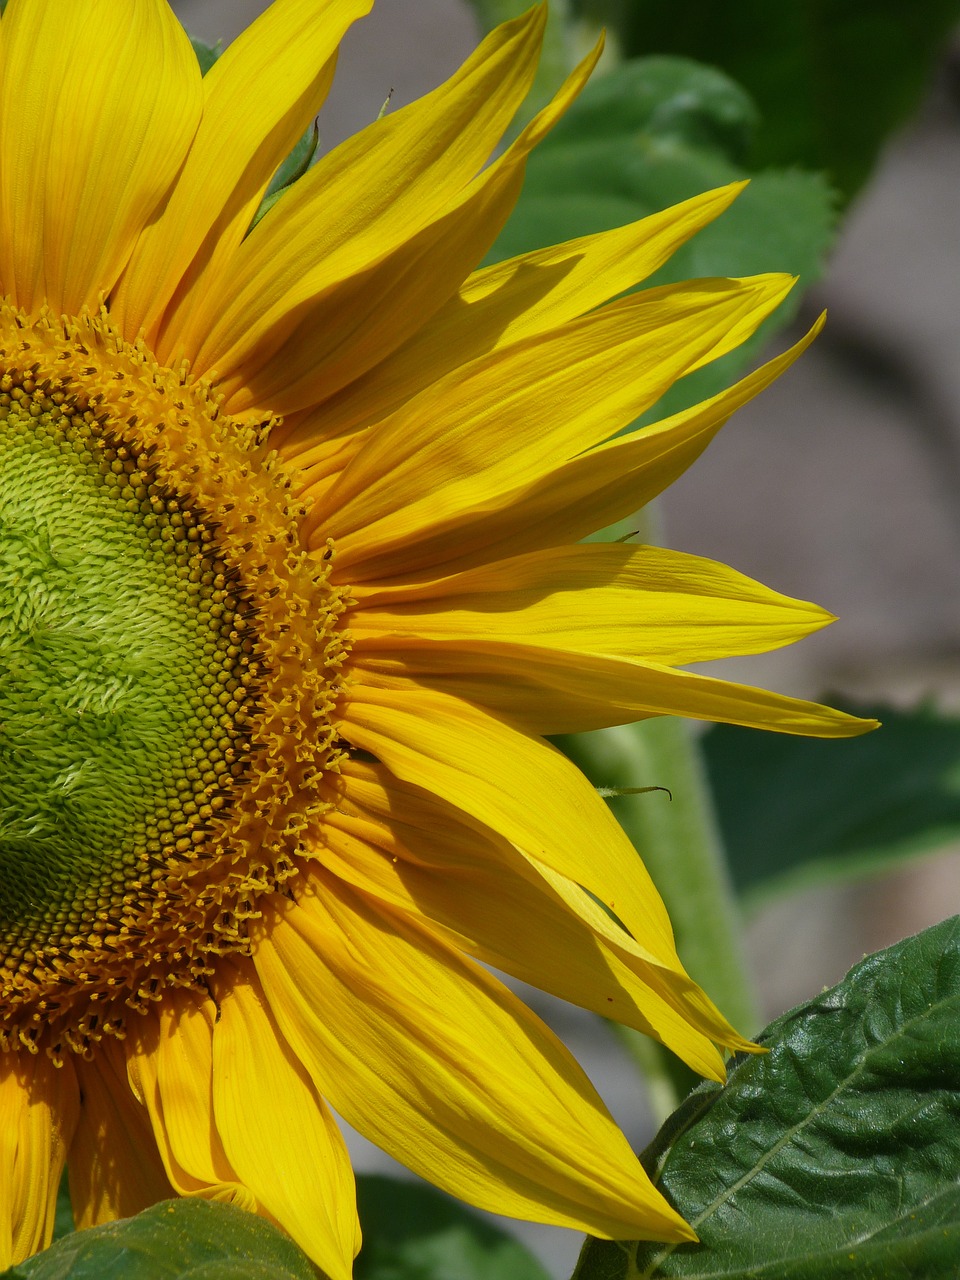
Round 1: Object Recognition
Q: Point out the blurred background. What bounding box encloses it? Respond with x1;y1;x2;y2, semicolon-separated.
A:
172;3;960;1273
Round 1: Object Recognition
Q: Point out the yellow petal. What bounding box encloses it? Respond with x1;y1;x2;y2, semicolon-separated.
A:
320;761;737;1075
211;959;360;1280
338;680;678;954
218;41;601;417
113;0;371;347
327;315;821;580
124;996;258;1211
313;274;793;567
352;649;877;738
69;1040;173;1228
173;4;547;376
320;819;732;1080
0;1052;78;1268
349;542;834;665
255;878;695;1242
331;733;848;1052
0;0;201;316
279;181;748;452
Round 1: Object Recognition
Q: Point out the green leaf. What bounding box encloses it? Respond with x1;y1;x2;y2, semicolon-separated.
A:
51;1174;73;1243
489;58;837;416
702;700;960;907
612;0;960;201
189;37;223;78
2;1199;316;1280
575;916;960;1279
492;58;751;258
490;58;835;274
355;1176;550;1280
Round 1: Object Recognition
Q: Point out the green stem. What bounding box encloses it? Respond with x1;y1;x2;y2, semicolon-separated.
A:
561;717;758;1119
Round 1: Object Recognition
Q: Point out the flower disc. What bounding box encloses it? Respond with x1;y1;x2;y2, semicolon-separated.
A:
0;308;350;1057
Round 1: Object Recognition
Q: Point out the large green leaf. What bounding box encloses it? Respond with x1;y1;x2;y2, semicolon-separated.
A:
355;1176;550;1280
702;700;960;907
2;1200;316;1280
8;1177;549;1280
608;0;960;201
489;58;836;419
492;58;835;278
575;916;960;1278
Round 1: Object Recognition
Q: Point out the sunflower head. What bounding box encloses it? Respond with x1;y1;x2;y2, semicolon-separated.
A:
0;0;875;1274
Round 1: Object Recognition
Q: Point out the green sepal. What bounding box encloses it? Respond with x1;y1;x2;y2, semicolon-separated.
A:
250;120;322;232
189;36;223;78
187;29;321;234
573;917;960;1279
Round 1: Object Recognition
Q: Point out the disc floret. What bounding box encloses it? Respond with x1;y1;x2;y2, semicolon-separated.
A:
0;307;351;1059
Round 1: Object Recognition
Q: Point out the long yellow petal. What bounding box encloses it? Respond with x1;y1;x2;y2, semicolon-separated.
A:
278;181;748;453
218;43;601;417
124;997;258;1211
327;316;821;580
69;1041;174;1229
113;0;371;347
211;960;360;1280
328;762;667;976
319;820;741;1078
0;1052;78;1268
348;542;834;665
172;5;547;375
338;680;679;953
0;0;201;316
255;879;695;1242
313;274;793;563
352;650;877;737
320;761;739;1075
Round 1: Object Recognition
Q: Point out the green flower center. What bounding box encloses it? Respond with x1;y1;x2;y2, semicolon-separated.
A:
0;308;349;1059
0;378;259;970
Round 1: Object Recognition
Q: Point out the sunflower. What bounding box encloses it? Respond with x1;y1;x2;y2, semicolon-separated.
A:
0;0;875;1273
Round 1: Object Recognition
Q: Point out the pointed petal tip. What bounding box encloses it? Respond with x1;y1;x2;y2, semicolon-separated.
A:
810;709;881;738
763;271;798;298
583;1184;698;1245
612;1208;699;1246
510;0;548;38
795;602;840;638
701;177;750;214
577;25;606;72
